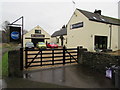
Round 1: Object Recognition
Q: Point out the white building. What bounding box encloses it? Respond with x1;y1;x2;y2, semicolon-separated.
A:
51;26;67;46
23;25;51;47
66;9;120;51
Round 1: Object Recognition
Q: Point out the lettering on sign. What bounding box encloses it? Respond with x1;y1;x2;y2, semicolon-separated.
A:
71;22;83;29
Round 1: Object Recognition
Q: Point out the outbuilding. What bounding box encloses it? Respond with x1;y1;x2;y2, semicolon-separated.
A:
51;25;67;46
66;8;120;51
23;25;51;47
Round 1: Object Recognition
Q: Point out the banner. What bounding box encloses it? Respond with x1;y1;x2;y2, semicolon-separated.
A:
71;22;83;29
9;26;21;43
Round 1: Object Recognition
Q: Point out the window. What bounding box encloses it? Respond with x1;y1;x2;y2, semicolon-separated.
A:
35;30;41;34
93;16;97;20
101;18;105;21
94;36;107;49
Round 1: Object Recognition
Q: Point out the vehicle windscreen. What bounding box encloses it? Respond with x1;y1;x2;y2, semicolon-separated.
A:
38;42;45;45
50;43;55;45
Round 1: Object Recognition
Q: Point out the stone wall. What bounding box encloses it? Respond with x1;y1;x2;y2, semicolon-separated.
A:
79;50;120;73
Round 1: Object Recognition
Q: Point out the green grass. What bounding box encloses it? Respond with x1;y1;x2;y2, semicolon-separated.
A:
0;52;8;78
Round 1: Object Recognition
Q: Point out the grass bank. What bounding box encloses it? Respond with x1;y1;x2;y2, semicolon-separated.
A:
0;52;8;78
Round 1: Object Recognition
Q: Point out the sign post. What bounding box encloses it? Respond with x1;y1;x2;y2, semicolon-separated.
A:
9;16;24;47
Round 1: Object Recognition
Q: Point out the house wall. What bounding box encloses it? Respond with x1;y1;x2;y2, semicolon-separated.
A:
67;9;119;51
23;26;51;47
51;35;67;46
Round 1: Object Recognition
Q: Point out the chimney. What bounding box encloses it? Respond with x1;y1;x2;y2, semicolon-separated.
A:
94;9;101;15
62;25;66;28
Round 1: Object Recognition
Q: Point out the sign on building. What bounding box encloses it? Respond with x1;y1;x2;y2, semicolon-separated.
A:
9;26;21;43
71;22;83;29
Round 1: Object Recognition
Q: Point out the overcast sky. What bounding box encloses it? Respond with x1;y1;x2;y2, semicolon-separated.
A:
0;0;120;35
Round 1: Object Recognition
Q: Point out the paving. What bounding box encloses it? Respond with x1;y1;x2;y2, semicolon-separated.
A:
23;64;115;88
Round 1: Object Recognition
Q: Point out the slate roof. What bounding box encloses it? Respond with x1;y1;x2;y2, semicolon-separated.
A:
77;9;120;26
52;9;120;37
51;27;67;37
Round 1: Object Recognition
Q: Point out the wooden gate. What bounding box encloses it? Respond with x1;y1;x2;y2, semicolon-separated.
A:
24;46;78;69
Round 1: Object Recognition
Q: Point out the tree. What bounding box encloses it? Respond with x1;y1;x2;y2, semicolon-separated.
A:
23;29;28;35
2;21;10;43
2;21;10;32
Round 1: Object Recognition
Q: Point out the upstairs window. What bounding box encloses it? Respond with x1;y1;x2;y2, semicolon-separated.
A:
35;30;41;34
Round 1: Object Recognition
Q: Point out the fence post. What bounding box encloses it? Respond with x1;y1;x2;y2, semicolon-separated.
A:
63;46;66;65
25;47;28;69
52;49;54;65
41;50;42;66
20;48;23;70
77;46;81;64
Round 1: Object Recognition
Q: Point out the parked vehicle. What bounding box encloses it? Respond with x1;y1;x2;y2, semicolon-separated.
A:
25;42;34;48
37;42;46;49
47;43;58;48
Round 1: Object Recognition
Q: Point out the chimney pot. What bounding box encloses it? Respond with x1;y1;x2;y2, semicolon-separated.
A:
94;9;101;15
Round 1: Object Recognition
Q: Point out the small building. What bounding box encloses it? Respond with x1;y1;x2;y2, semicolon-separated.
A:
51;25;67;46
66;9;120;51
23;25;51;47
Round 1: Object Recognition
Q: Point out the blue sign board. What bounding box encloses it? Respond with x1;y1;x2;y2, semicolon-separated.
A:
11;31;19;40
9;26;21;43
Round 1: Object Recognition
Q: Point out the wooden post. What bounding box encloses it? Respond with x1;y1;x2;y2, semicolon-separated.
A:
20;48;23;70
70;56;71;64
25;47;28;69
52;49;54;65
41;50;42;66
63;46;65;65
77;46;80;63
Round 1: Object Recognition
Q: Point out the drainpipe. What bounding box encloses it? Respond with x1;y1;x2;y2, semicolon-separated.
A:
109;24;112;49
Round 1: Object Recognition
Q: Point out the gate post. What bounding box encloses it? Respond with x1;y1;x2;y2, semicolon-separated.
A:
52;49;54;65
41;50;43;66
77;46;81;64
63;46;66;65
25;47;28;69
20;48;23;70
77;46;87;64
8;49;23;77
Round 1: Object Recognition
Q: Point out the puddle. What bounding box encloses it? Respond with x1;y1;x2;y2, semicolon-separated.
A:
24;65;115;88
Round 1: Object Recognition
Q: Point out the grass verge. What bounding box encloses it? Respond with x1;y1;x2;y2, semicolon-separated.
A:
0;52;8;78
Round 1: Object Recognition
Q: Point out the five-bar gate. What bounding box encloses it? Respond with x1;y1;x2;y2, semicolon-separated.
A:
24;46;78;69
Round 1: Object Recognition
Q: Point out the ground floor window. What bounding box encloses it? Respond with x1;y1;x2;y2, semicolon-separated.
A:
94;36;107;49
